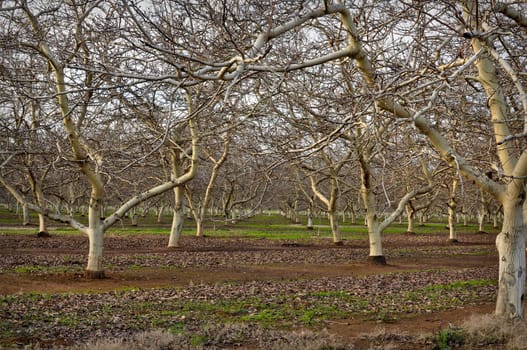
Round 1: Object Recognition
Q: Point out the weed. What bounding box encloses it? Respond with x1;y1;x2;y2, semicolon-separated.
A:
168;321;186;335
461;314;527;349
190;334;207;346
243;308;287;326
299;310;317;325
433;325;465;350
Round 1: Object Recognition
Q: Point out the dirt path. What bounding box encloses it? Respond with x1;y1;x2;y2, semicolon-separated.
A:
0;254;497;295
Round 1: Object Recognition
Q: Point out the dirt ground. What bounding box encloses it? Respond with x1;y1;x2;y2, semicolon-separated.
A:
0;231;501;349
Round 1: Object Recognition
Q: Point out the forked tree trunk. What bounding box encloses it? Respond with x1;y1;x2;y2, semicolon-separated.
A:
359;155;386;264
495;200;526;318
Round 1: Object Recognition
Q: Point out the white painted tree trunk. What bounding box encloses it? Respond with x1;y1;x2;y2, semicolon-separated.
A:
478;211;486;232
86;224;105;278
361;179;385;264
168;186;185;248
157;205;165;223
307;212;314;230
22;203;30;226
38;213;47;233
168;208;184;247
448;204;457;242
328;210;342;244
359;154;386;264
368;227;384;255
495;200;526;318
292;200;299;224
406;205;415;233
195;218;204;237
366;215;385;264
448;178;458;242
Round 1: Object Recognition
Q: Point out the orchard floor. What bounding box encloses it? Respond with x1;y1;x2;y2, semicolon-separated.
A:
0;230;504;349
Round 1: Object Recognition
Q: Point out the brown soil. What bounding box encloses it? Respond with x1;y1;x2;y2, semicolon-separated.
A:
0;232;500;349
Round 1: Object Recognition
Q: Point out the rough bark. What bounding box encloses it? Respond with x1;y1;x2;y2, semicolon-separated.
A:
405;204;415;234
495;196;526;318
328;210;342;245
168;189;185;248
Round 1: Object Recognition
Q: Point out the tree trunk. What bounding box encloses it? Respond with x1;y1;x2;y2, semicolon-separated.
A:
367;218;386;265
350;208;356;224
478;211;485;232
131;213;138;227
406;205;415;233
38;213;47;234
195;218;204;237
362;187;386;264
168;186;185;248
359;156;386;264
85;219;105;279
292;200;299;224
157;205;165;223
328;210;342;244
307;211;313;230
22;203;30;226
448;203;458;242
493;213;500;228
448;178;458;242
168;208;184;247
495;200;526;319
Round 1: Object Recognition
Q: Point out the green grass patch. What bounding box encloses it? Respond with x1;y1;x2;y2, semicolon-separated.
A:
0;209;499;239
12;265;77;274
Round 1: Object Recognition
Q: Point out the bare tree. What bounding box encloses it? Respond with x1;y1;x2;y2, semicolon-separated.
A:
0;2;199;277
